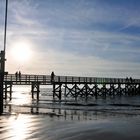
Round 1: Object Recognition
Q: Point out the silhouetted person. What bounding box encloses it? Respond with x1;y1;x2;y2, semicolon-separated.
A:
19;71;21;80
126;77;129;83
130;77;133;83
51;71;55;82
15;71;18;81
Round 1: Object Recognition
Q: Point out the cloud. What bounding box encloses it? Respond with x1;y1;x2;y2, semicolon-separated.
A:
8;0;38;26
6;48;140;78
1;0;140;77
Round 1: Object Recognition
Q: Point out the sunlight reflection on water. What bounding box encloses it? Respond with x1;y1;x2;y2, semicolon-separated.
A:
11;91;31;105
1;114;140;140
10;86;31;105
1;114;32;140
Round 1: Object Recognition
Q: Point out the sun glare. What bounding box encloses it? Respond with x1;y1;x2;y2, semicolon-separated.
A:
9;114;31;140
11;41;32;62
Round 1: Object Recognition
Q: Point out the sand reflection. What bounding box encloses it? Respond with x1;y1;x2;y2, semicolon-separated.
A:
1;113;140;140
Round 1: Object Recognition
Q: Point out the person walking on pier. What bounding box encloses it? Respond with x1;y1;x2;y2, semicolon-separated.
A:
130;77;133;83
126;77;129;83
19;71;21;80
51;71;55;83
15;71;18;81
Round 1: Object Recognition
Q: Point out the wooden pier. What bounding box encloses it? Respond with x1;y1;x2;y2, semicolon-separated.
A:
4;74;51;100
3;74;140;101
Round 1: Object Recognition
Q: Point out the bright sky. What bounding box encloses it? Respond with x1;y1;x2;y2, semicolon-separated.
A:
0;0;140;78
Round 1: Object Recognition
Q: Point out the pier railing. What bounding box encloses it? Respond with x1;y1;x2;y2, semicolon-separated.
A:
54;76;140;84
4;74;140;85
4;74;51;85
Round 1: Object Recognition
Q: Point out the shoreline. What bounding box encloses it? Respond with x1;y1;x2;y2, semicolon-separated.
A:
3;101;140;116
2;103;140;121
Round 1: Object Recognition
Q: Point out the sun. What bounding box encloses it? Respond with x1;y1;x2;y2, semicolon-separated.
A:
11;41;32;62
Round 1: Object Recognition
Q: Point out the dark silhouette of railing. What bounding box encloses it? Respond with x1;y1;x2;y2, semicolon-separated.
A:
4;74;51;85
4;74;140;84
54;76;140;84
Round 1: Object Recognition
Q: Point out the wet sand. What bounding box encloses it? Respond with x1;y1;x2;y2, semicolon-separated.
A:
0;112;140;140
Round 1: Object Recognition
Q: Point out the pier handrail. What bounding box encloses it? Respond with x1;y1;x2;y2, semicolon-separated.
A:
54;76;140;84
4;74;51;83
4;74;140;85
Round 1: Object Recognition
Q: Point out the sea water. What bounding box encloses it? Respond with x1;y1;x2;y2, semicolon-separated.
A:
4;85;140;117
1;85;140;140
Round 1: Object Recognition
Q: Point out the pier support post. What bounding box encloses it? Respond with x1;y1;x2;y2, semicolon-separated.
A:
110;84;115;96
31;82;40;101
102;84;106;98
36;84;40;101
59;84;62;100
117;84;122;96
5;83;7;99
64;83;67;101
74;84;77;100
52;84;62;101
137;84;140;94
95;84;98;99
85;83;88;101
31;84;34;99
3;82;12;100
53;83;55;99
9;84;12;100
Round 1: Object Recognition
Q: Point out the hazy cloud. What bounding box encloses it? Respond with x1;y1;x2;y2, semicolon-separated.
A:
1;0;140;77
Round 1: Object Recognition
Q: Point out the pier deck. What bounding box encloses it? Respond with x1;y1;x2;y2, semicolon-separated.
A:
3;74;140;101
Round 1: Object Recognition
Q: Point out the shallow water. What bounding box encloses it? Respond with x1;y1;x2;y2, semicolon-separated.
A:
4;86;140;116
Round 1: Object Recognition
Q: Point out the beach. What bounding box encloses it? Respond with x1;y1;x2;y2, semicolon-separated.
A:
1;113;140;140
0;86;140;140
